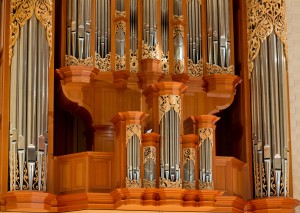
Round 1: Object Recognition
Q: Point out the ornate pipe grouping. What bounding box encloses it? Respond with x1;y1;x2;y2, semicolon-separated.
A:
9;0;51;191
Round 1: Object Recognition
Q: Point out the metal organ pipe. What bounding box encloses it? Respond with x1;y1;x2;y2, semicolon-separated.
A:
143;0;157;47
67;0;91;59
251;31;289;197
9;14;49;191
206;0;231;67
187;0;202;63
161;0;169;54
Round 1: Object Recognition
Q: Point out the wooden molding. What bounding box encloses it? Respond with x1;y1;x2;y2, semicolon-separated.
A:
137;59;164;89
0;189;299;212
57;66;99;84
204;74;242;98
112;70;130;89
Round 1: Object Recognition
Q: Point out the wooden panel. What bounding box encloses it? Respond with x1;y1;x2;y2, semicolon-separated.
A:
94;135;114;152
215;165;226;191
101;88;116;124
72;160;86;191
90;159;112;190
57;152;114;194
215;156;246;198
60;163;72;192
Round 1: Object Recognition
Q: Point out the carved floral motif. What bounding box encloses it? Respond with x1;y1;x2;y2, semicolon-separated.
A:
199;181;213;190
247;0;287;77
198;128;213;147
126;177;141;188
95;53;111;71
188;59;203;77
183;181;196;190
143;179;156;188
161;52;169;74
10;0;52;65
206;63;234;75
159;178;182;188
159;95;181;122
115;54;126;71
130;50;138;72
65;55;93;67
142;42;159;59
174;59;184;74
143;146;156;164
126;124;141;145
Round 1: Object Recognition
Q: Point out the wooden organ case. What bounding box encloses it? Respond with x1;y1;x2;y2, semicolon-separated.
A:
0;0;299;212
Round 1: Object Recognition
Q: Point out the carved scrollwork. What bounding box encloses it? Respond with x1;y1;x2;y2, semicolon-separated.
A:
65;55;93;66
142;42;159;59
115;54;126;70
173;25;184;38
10;0;52;65
116;10;126;18
183;148;195;166
159;95;181;122
247;0;287;77
199;181;213;190
143;146;156;164
183;181;196;190
161;52;169;74
143;179;156;188
206;63;234;75
159;178;182;188
198;128;213;147
116;21;126;32
174;59;185;74
126;177;141;188
126;124;141;145
174;15;183;22
188;59;203;77
95;53;111;71
130;50;138;72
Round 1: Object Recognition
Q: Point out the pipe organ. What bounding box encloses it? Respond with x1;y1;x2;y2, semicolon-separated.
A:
63;0;235;77
1;0;298;211
251;33;289;197
8;0;52;191
247;0;290;198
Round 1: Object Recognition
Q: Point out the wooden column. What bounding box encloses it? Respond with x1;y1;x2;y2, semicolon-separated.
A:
111;111;148;188
193;115;219;189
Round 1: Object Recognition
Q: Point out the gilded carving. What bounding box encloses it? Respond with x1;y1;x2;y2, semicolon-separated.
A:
65;55;93;67
161;52;169;74
126;177;141;188
115;54;126;70
173;25;184;38
116;21;126;32
143;146;156;165
10;0;52;65
143;179;156;188
247;0;287;77
198;128;213;147
126;124;141;145
183;148;195;166
183;181;196;190
188;59;203;77
199;181;213;190
95;52;111;71
174;59;185;74
130;50;138;72
142;42;159;59
159;95;181;122
116;10;126;18
206;63;234;75
159;178;182;188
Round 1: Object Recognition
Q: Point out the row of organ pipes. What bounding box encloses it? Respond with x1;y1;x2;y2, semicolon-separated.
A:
9;15;49;191
251;32;289;197
65;0;233;72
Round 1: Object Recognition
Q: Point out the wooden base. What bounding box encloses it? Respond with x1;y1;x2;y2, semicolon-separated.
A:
0;190;299;212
